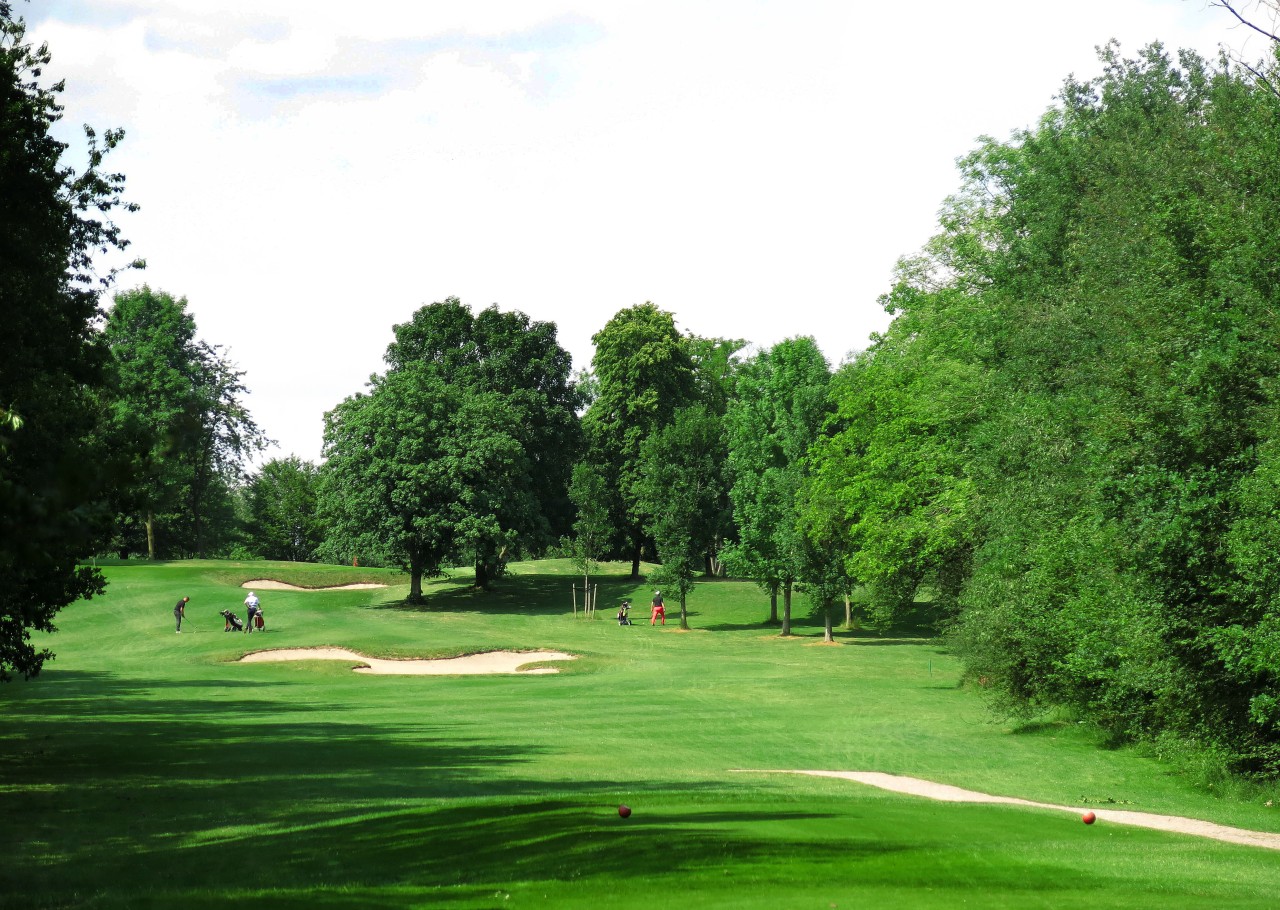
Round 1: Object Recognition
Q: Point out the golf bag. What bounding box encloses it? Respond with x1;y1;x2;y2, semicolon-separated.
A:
220;609;243;632
254;611;265;631
617;603;632;626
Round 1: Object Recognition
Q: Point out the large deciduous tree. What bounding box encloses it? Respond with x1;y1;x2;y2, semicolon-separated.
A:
582;303;696;577
102;286;267;558
320;371;459;600
635;405;727;630
320;298;581;599
0;6;137;679
724;337;831;634
243;456;322;562
686;334;746;576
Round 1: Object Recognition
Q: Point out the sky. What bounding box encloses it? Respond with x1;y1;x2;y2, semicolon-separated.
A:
23;0;1274;465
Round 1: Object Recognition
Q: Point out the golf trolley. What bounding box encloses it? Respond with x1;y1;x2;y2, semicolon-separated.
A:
617;602;632;626
220;609;243;632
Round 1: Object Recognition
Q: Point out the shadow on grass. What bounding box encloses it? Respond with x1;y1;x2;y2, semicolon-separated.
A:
0;667;906;908
368;572;648;618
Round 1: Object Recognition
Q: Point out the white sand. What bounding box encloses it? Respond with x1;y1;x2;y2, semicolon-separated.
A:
734;770;1280;851
241;579;387;591
238;647;576;675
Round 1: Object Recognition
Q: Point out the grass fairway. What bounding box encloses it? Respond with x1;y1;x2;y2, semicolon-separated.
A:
2;560;1279;908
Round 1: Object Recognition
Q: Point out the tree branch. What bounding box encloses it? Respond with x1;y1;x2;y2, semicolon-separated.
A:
1241;55;1280;98
1214;0;1280;44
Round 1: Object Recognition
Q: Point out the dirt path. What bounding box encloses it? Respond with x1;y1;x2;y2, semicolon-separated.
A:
238;647;576;675
735;769;1280;851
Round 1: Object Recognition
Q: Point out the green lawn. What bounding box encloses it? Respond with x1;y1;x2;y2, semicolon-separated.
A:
2;560;1278;908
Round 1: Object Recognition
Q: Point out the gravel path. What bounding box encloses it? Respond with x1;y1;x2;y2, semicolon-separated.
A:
735;769;1280;851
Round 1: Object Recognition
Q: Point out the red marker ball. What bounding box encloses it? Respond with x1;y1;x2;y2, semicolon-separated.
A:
618;804;631;818
1082;811;1096;825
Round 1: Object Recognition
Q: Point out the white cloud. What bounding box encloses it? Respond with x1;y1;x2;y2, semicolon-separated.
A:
23;0;1262;464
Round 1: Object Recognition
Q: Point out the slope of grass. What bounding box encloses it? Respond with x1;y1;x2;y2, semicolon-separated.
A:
1;560;1278;908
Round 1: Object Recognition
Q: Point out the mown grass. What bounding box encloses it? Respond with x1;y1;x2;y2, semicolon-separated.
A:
2;560;1278;908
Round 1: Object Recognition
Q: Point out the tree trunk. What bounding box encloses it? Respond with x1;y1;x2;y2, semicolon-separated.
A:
679;591;689;631
781;581;792;636
631;541;642;579
191;452;208;558
475;558;489;590
824;602;834;642
145;509;156;560
844;593;853;629
768;582;779;624
404;547;430;604
408;553;424;603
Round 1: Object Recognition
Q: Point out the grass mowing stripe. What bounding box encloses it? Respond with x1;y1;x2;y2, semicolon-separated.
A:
2;559;1278;907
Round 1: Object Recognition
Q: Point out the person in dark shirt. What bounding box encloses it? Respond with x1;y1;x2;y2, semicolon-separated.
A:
650;591;665;626
174;596;189;633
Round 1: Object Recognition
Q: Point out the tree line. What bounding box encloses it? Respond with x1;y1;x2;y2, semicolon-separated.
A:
236;37;1280;776
802;42;1280;777
9;0;1280;782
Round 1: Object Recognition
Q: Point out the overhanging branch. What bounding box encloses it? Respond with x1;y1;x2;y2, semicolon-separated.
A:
1213;0;1280;43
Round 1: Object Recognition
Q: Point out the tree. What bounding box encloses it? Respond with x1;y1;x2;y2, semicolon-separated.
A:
723;337;831;633
320;298;581;599
810;41;1280;773
635;405;727;630
243;456;322;562
566;461;610;615
1212;1;1280;98
686;334;747;575
0;6;138;679
102;286;267;558
805;304;983;631
582;303;696;577
320;371;459;600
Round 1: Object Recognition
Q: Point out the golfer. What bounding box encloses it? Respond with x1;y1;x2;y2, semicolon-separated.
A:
244;591;261;634
174;596;189;633
650;590;665;626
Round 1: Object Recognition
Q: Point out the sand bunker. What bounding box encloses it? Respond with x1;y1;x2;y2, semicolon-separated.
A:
735;770;1280;851
239;648;576;675
241;579;387;591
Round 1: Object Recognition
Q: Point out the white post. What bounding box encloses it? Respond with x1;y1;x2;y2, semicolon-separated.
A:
572;584;578;617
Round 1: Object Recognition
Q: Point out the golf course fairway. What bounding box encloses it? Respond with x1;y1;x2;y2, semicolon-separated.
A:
2;559;1278;908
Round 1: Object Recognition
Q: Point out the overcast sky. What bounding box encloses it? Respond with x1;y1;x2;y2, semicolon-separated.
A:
24;0;1271;464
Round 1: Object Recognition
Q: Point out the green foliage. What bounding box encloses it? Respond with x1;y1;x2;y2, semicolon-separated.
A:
0;9;137;679
686;333;747;418
723;337;831;628
320;298;582;600
635;405;728;628
582;303;696;573
242;455;323;562
102;286;267;558
806;307;983;628
805;42;1280;773
566;460;610;592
